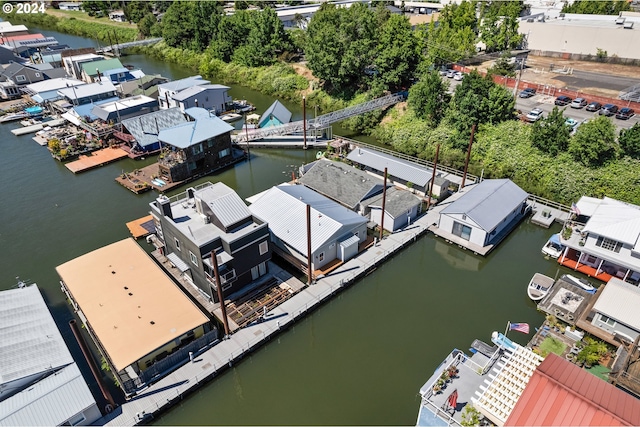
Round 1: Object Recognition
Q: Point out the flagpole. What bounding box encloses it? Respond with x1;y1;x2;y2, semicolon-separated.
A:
504;321;510;338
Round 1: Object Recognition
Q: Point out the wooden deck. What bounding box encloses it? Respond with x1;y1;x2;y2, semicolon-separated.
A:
114;163;184;194
126;215;154;239
558;251;615;284
65;147;129;173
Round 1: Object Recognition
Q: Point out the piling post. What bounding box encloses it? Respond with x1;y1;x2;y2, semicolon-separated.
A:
211;250;230;336
461;124;476;190
379;167;388;241
303;96;307;150
307;204;313;285
426;144;440;210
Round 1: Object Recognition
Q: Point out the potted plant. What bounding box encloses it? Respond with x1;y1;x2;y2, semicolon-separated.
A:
448;365;458;379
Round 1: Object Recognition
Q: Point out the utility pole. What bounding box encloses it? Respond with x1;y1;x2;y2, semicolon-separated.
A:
460;124;476;190
211;250;230;337
426;144;440;210
379;167;388;241
306;204;313;285
303;96;307;150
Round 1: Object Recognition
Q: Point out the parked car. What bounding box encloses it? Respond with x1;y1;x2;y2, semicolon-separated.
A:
446;70;456;78
585;101;602;112
519;88;536;98
555;95;572;106
570;98;587;109
453;72;464;81
599;104;619;116
565;118;579;134
526;108;544;122
616;107;635;120
438;67;449;76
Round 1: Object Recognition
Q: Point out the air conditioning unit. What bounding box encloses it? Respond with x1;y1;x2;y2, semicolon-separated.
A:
200;214;210;224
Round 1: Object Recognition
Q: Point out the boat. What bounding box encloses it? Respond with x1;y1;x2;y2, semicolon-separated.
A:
0;111;29;123
562;274;597;294
527;272;555;301
541;233;564;259
220;113;242;123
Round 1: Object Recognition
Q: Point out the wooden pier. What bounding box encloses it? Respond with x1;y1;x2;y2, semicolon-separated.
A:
65;147;129;174
97;202;443;426
125;215;155;239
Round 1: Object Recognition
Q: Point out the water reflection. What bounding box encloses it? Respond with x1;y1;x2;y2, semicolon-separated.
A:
433;240;488;272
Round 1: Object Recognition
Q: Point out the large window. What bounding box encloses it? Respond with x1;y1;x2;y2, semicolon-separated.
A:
452;221;472;241
600;315;616;327
219;148;230;158
259;241;268;255
596;236;622;253
189;251;198;266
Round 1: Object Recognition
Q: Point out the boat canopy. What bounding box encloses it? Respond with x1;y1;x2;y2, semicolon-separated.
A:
549;233;561;246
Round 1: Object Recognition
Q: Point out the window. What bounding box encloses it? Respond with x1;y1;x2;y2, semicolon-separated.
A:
189;251;198;266
319;252;325;262
452;221;472;241
35;72;41;77
600;315;616;327
15;75;26;82
596;236;622;253
462;214;467;220
259;241;268;255
192;143;203;155
174;238;181;251
219;148;230;158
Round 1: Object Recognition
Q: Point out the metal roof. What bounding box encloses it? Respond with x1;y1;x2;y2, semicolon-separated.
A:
184;106;215;121
0;284;73;388
55;238;209;372
195;182;251;229
248;185;367;255
157;75;210;93
172;84;230;101
298;159;386;209
440;179;528;232
91;95;157;122
121;107;187;147
57;81;116;100
506;353;640;426
0;363;98;426
592;278;640;331
158;115;233;148
24;77;84;94
258;100;292;127
346;147;433;187
361;187;421;219
581;197;640;248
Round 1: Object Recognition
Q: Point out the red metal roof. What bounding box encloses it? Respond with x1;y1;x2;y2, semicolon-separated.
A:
1;33;44;43
506;353;640;426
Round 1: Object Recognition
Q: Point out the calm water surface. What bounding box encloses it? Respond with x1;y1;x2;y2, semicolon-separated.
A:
0;25;569;425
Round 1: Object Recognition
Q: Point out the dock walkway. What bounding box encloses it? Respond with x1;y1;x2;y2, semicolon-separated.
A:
98;205;444;426
65;147;129;173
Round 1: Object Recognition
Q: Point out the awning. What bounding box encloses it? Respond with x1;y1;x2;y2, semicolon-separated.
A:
549;233;561;246
166;252;190;272
338;234;359;248
61;111;81;126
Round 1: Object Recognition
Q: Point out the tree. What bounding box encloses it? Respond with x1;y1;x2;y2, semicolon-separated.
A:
161;1;197;49
232;8;291;67
123;1;152;23
193;1;223;52
138;13;157;37
562;0;630;15
486;51;516;77
486;85;515;124
531;106;570;156
618;123;640;159
479;1;525;52
374;14;419;91
212;11;252;62
408;70;450;125
569;116;618;166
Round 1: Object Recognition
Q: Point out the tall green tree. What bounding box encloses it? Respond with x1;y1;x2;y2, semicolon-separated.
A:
531;106;570;156
161;1;197;49
569;116;618;166
232;8;291;67
562;0;630;15
479;1;525;52
211;11;252;62
374;14;419;91
123;1;152;23
618;123;640;159
193;1;223;52
408;70;450;125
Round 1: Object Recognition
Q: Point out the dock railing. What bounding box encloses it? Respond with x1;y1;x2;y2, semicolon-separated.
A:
336;137;479;185
526;194;570;214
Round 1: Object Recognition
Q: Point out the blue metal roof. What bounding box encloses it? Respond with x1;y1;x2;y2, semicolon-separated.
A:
158;115;234;148
158;75;210;93
258;100;291;128
72;97;119;121
440;179;528;232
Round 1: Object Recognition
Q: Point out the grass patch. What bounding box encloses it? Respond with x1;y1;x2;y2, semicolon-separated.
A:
587;364;610;381
538;336;567;357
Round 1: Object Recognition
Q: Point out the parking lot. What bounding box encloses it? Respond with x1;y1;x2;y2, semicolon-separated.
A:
444;76;639;132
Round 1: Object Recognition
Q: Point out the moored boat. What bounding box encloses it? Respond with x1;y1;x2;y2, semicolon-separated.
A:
541;233;564;259
562;274;596;294
220;112;242;122
0;111;29;123
527;272;555;301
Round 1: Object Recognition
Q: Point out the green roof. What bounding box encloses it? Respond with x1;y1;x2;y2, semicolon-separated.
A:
81;58;124;76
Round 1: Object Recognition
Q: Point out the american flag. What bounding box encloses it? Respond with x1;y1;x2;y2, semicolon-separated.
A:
570;202;581;216
509;322;530;334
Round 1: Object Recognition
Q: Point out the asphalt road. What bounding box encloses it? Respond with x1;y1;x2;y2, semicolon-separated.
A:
444;76;639;131
555;70;640;92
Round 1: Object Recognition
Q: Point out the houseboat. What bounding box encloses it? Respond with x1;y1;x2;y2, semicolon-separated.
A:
558;196;640;285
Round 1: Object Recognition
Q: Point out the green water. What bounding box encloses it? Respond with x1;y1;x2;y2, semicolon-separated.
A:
0;26;569;425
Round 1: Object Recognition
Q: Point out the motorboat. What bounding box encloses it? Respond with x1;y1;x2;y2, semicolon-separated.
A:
528;273;555;301
220;113;242;123
562;274;597;294
541;233;564;259
0;111;29;123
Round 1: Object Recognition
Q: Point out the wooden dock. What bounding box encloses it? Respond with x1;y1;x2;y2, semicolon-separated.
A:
97;204;442;426
114;163;185;194
126;215;155;239
65;147;129;173
528;196;570;228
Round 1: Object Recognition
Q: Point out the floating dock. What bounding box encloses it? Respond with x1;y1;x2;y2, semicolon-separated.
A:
11;123;43;135
65;147;129;173
126;215;155;239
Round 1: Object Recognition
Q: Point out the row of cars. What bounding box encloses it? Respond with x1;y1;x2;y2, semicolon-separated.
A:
439;68;464;81
521;88;635;121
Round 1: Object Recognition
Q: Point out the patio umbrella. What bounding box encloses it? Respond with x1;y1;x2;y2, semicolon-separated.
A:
447;389;458;410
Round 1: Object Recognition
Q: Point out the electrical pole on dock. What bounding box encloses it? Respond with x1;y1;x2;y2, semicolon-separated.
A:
306;204;313;285
211;250;230;337
427;144;440;210
379;167;388;241
460;124;476;190
303;96;307;150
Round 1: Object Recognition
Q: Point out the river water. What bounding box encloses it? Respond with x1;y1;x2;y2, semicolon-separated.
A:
0;25;569;425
